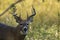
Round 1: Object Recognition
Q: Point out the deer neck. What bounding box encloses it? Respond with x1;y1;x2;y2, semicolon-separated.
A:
18;35;26;40
14;31;26;40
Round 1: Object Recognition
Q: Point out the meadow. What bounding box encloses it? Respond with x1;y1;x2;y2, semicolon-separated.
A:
0;0;59;40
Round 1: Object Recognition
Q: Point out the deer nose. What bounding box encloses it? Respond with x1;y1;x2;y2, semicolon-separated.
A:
23;27;28;32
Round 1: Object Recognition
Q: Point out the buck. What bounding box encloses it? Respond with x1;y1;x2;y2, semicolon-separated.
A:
0;6;36;40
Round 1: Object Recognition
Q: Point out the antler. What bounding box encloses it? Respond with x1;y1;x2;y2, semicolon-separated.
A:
27;6;36;22
12;5;22;23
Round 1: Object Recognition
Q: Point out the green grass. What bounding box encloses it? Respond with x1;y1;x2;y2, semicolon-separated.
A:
0;0;59;40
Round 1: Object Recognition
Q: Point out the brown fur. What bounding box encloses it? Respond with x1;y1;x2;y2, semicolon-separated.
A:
0;23;26;40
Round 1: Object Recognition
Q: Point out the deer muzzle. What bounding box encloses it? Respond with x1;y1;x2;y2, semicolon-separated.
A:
20;26;28;35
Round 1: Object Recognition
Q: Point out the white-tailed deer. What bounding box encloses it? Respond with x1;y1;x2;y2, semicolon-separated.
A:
0;6;36;40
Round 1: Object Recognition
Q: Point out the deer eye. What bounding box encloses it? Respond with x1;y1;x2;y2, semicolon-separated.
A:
27;24;29;25
20;24;23;25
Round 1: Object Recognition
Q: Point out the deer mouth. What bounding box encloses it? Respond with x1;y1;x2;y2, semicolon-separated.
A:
20;31;28;35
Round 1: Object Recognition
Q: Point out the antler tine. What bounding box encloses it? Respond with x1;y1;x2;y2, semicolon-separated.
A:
27;12;28;19
27;6;36;22
28;6;36;19
19;13;22;20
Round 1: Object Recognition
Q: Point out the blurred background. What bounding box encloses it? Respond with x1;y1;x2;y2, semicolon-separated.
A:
0;0;59;40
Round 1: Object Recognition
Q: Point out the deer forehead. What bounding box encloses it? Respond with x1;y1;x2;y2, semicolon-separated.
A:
20;20;28;24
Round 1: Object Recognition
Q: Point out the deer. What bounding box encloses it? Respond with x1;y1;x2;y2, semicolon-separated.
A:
0;6;36;40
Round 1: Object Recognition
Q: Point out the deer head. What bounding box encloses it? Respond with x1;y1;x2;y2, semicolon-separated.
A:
12;6;36;35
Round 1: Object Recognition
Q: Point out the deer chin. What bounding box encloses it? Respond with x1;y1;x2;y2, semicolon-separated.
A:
20;31;27;35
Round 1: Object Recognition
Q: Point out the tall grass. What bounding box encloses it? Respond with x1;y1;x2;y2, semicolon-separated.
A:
0;0;59;40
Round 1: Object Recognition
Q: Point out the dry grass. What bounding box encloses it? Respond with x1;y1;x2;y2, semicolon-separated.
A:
0;0;59;40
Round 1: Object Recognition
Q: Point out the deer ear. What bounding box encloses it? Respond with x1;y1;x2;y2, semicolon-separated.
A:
27;13;33;23
27;17;33;23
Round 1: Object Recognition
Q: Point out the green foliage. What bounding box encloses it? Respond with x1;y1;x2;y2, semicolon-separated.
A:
0;0;59;40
